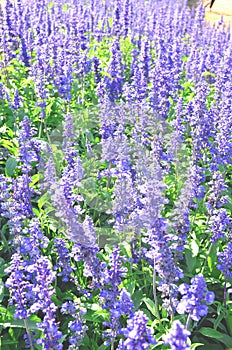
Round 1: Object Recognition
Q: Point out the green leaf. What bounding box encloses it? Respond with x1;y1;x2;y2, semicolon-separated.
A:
132;290;144;310
0;139;18;153
198;327;224;339
190;343;204;349
142;297;158;317
185;248;197;273
38;193;51;210
207;244;217;272
5;157;17;177
0;317;40;330
30;173;41;187
190;240;199;257
0;280;4;302
198;328;232;348
226;314;232;336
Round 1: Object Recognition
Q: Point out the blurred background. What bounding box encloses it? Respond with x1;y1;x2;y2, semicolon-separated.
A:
190;0;232;28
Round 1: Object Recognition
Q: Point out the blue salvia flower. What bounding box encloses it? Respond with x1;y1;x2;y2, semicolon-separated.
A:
54;238;74;282
27;256;63;350
149;39;175;119
113;0;121;36
135;158;168;230
31;54;48;118
100;248;133;345
72;242;106;289
1;0;17;62
46;120;88;245
19;30;30;67
5;253;32;319
61;301;87;349
54;48;73;100
62;114;84;184
169;162;205;259
176;274;215;322
76;8;89;52
92;56;101;85
217;242;232;279
205;171;230;243
112;168;138;235
129;48;139;80
4;175;34;236
122;0;131;37
130;58;148;103
46;140;93;246
100;121;118;165
131;139;183;312
0;175;11;218
188;81;215;163
163;320;190;350
50;184;85;243
70;216;98;257
12;88;22;109
213;80;232;166
111;128;138;236
23;331;37;349
145;222;183;314
62;113;77;147
60;151;84;208
208;209;231;243
0;83;5;100
118;310;156;350
206;171;228;212
2;116;40;235
166;97;185;160
20;218;49;259
139;37;150;80
99;38;123;102
18;116;41;174
3;0;15;37
131;42;150;101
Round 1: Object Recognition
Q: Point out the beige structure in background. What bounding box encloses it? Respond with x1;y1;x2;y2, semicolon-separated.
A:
203;0;232;28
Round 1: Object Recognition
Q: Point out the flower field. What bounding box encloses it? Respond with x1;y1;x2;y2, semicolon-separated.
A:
0;0;232;349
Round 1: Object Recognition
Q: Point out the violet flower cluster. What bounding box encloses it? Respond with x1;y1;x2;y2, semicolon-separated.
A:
2;116;41;236
100;248;134;345
217;242;232;279
163;320;190;350
61;301;87;349
176;274;215;322
118;311;156;350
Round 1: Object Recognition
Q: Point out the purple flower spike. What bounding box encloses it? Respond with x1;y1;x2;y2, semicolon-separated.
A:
177;274;214;321
118;311;156;350
217;242;232;279
163;320;190;350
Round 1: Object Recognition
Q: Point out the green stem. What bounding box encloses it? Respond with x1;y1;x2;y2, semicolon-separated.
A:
24;318;34;350
38;119;43;139
201;242;214;274
153;259;161;321
0;220;8;248
106;163;111;190
223;280;227;308
111;338;115;350
44;121;52;145
186;314;191;330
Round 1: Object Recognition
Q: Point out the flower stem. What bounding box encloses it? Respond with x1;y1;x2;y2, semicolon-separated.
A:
24;318;34;350
186;314;191;330
201;242;214;274
223;280;227;308
153;259;161;321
